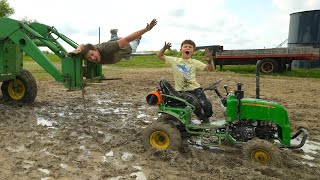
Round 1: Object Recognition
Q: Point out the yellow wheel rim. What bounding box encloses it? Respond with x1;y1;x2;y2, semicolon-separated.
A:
251;149;271;164
8;80;25;100
150;131;170;150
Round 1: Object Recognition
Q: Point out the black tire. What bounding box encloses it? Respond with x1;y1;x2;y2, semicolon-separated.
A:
1;69;37;103
142;119;182;151
242;138;281;166
257;58;280;73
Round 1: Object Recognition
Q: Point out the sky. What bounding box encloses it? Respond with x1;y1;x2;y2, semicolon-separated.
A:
6;0;320;52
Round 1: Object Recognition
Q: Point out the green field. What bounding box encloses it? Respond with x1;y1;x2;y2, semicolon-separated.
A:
23;54;320;79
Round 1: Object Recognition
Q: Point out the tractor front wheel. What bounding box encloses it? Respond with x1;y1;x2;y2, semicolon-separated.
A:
142;120;182;151
1;70;37;103
242;138;281;166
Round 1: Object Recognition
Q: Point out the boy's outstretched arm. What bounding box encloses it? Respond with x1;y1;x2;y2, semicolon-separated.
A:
117;19;157;48
72;44;84;54
204;48;215;71
157;42;171;61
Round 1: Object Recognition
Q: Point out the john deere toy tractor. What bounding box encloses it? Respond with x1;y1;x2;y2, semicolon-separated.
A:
142;69;308;165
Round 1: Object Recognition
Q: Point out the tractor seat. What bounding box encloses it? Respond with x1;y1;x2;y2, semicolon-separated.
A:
159;79;186;107
159;79;180;97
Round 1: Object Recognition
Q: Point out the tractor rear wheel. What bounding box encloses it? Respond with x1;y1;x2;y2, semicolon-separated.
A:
142;120;182;151
1;70;37;103
242;138;281;166
158;113;186;132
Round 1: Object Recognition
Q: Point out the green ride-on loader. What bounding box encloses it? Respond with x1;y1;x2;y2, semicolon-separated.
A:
142;66;308;165
0;17;103;103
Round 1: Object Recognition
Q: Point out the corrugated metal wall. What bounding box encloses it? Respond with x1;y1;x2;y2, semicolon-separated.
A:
288;10;320;68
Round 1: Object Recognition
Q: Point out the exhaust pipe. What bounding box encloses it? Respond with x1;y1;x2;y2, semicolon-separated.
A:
256;61;260;99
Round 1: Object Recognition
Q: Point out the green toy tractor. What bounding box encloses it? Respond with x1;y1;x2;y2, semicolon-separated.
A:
142;74;308;165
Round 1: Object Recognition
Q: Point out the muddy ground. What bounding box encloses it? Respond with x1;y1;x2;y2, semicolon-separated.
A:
0;67;320;180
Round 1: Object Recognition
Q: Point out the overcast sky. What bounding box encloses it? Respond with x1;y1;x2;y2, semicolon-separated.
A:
7;0;320;52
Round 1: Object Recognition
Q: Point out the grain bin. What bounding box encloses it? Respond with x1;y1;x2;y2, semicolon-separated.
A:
288;10;320;68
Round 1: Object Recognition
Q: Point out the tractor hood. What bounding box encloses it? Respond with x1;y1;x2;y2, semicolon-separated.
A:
226;96;290;127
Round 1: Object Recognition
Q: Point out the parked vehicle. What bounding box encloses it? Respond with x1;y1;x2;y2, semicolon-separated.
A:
196;45;320;73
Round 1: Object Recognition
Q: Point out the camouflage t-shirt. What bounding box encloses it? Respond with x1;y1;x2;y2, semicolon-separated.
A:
164;56;207;91
95;40;132;64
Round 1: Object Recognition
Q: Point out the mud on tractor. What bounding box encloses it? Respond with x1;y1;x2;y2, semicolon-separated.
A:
0;18;103;103
142;66;308;165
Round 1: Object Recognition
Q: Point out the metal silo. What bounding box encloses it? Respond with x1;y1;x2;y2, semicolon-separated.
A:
288;10;320;68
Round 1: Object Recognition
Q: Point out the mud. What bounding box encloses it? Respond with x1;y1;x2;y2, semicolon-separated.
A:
0;67;320;179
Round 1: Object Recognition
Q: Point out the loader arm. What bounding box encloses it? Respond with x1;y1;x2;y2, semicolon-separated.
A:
0;17;103;90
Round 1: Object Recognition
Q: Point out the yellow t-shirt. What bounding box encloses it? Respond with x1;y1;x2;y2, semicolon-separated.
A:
165;56;207;91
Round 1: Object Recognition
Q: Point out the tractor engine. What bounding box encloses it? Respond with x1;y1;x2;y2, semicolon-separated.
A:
230;121;255;142
255;121;277;140
229;120;277;142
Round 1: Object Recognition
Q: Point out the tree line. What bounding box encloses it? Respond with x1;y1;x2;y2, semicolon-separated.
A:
0;0;14;18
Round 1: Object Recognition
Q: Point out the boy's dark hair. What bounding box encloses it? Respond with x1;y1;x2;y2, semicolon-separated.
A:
80;43;96;59
181;39;196;49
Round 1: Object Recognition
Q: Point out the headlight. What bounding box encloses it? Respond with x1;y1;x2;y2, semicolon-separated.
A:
146;91;162;105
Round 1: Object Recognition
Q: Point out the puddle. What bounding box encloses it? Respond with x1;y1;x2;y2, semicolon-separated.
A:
95;107;130;115
37;117;56;127
96;99;112;105
297;140;320;154
137;114;147;118
291;139;320;167
102;151;114;162
121;152;133;161
38;168;50;175
211;119;227;126
191;119;226;126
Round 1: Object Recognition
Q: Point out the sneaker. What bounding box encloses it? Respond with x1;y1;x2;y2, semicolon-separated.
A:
110;29;118;35
201;117;210;124
197;114;210;124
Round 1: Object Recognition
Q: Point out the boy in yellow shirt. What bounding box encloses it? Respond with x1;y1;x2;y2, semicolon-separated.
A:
157;40;214;123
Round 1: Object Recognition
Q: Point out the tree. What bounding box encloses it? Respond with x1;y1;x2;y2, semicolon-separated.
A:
0;0;14;18
21;16;37;24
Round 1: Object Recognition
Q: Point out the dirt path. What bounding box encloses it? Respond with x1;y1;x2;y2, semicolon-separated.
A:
0;67;320;179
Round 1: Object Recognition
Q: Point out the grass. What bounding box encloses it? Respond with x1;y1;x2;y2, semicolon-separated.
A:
23;53;61;62
109;56;167;68
22;54;320;79
215;65;320;78
23;53;61;79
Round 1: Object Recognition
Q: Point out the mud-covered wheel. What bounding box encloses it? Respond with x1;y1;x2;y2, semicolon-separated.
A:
1;70;37;103
158;114;186;133
257;58;280;73
158;114;178;122
242;139;281;166
142;120;182;151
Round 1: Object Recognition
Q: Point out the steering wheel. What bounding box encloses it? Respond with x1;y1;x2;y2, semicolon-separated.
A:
204;79;222;91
